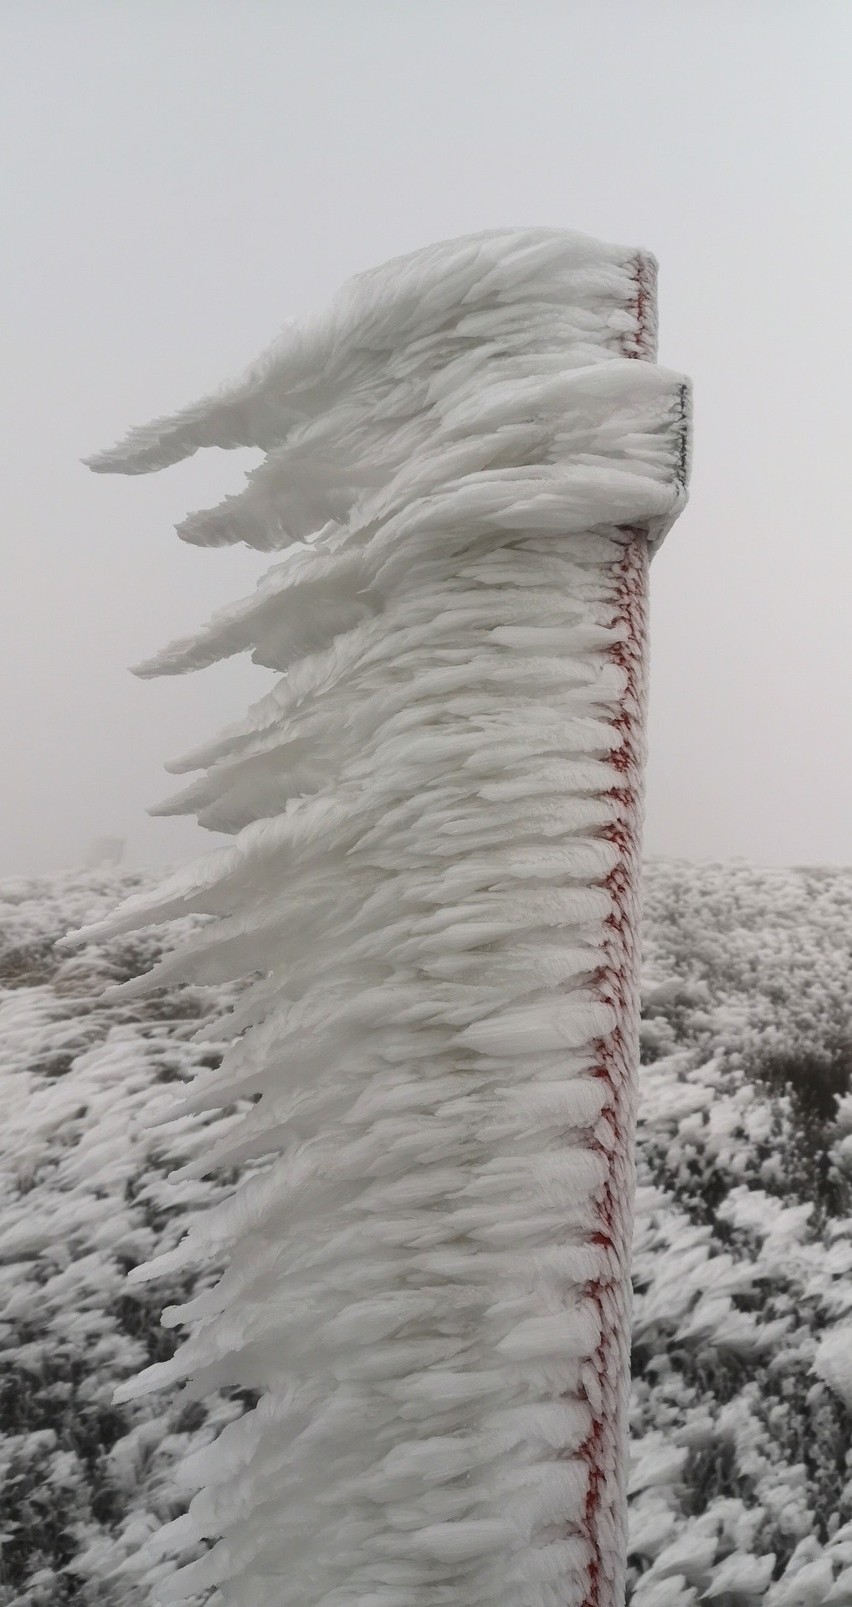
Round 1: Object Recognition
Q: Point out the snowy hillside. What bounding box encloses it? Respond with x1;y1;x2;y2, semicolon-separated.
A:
1;860;850;1605
630;862;852;1606
0;870;252;1605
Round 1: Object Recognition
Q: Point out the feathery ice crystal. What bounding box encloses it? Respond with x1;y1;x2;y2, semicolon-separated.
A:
78;230;690;1606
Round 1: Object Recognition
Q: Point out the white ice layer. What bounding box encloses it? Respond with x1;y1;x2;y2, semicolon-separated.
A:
81;229;690;1607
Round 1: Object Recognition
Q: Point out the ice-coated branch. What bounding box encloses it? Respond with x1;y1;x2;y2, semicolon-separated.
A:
82;229;690;1607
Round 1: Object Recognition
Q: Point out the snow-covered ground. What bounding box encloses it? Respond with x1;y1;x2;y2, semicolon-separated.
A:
1;861;850;1604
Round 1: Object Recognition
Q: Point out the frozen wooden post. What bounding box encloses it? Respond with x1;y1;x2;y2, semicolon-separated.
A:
84;231;690;1607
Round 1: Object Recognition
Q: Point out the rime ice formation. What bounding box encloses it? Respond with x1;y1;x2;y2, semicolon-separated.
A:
80;231;690;1607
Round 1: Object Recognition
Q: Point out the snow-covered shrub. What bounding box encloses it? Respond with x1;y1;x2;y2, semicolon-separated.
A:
0;870;253;1605
629;860;852;1605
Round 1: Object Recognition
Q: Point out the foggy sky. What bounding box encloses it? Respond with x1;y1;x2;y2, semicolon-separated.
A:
2;0;850;877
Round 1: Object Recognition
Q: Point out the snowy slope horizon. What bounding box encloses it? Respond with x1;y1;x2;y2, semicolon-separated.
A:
1;858;850;1605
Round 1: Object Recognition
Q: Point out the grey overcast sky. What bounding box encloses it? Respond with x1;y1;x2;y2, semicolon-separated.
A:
2;1;850;877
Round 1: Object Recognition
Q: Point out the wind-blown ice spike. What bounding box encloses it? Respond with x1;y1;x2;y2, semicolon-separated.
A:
81;228;690;1607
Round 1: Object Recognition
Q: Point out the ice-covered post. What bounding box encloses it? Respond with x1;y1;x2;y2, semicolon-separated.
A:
84;231;689;1607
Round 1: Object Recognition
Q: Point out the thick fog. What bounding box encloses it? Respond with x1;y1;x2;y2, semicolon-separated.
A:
2;1;850;876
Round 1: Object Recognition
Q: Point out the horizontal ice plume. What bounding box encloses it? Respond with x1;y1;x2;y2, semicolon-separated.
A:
79;228;689;1607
